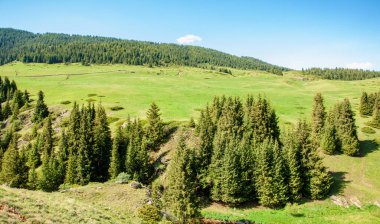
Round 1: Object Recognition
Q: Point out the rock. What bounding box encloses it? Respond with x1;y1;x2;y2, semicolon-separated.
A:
331;195;349;208
130;181;142;189
374;201;380;207
350;197;362;208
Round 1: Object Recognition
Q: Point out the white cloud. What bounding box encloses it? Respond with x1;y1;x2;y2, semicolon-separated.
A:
176;34;202;44
346;62;373;70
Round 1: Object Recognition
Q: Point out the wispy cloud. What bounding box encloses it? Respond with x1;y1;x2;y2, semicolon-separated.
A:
346;62;373;70
176;34;202;44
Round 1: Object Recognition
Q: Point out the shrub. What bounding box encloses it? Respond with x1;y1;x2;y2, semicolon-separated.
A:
110;106;124;111
361;126;376;134
87;93;97;97
137;204;162;224
115;172;130;184
60;100;71;105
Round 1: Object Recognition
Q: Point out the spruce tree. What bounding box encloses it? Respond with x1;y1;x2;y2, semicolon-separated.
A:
65;102;81;184
283;129;303;202
360;92;371;116
32;90;49;123
109;127;124;179
370;97;380;128
308;153;333;199
76;107;91;185
255;140;288;208
92;104;112;182
334;99;359;156
311;93;326;146
126;119;150;183
0;137;23;187
145;102;164;150
320;112;337;155
163;137;200;223
196;106;215;189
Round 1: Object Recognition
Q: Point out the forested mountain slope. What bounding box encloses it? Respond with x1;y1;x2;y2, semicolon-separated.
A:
0;28;287;74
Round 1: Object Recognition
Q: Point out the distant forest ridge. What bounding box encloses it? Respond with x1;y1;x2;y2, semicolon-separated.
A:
0;28;288;74
302;67;380;81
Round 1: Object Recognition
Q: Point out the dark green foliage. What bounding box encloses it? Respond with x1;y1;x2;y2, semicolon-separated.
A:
302;67;380;80
164;137;200;223
0;28;288;73
311;93;326;146
145;102;164;150
369;98;380;129
109;127;124;179
65;103;81;184
360;92;372;116
333;99;359;156
196;106;215;189
76;107;92;185
92;104;112;182
255;140;288;208
125;119;151;183
282;130;303;202
188;117;196;128
32;90;49;123
0;137;26;187
320;113;337;155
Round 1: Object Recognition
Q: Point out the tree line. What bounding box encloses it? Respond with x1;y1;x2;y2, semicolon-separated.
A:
302;68;380;80
0;28;288;75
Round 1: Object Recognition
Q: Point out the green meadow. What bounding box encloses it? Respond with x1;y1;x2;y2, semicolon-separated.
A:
1;62;380;223
1;62;379;124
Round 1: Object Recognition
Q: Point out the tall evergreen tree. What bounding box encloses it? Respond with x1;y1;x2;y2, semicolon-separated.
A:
76;107;91;185
311;93;326;146
126;119;150;183
320;111;337;155
163;137;200;223
32;90;49;123
360;92;372;116
92;104;112;182
283;129;303;202
334;99;359;156
109;127;124;179
370;97;380;128
0;137;24;187
65;102;81;184
145;102;164;150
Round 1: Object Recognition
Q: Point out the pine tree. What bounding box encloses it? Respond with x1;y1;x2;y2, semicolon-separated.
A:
145;102;164;150
283;130;303;202
65;102;81;184
32;90;49;123
40;116;54;156
311;93;326;146
308;153;333;199
163;137;200;223
27;166;38;190
92;104;112;182
360;92;371;116
109;127;124;179
210;97;244;203
76;107;91;185
126;119;150;183
320;112;337;155
369;97;380;128
255;140;288;208
0;137;23;187
196;106;215;189
334;99;359;156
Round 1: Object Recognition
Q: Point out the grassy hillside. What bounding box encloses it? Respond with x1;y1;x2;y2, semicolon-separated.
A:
0;182;146;223
1;63;380;223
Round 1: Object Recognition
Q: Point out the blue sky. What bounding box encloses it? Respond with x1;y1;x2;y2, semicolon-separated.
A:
1;0;380;70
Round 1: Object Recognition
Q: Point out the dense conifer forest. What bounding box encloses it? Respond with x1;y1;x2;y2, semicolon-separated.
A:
0;28;287;75
302;67;380;80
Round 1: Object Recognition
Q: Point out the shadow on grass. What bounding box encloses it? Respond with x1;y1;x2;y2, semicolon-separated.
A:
359;140;379;157
329;171;350;196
